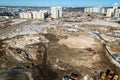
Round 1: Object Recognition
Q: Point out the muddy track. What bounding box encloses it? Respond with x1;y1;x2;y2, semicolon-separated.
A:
37;42;58;80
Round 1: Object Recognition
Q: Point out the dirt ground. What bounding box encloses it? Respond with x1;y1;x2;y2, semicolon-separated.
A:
58;35;98;49
0;19;120;80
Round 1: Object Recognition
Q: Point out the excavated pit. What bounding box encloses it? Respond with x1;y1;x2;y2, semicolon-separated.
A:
0;33;120;80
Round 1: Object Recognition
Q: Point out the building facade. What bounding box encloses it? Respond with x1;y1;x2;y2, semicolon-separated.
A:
113;3;118;9
84;6;104;13
84;3;120;18
51;7;62;18
114;9;120;18
106;3;120;17
20;12;32;19
19;10;48;19
106;9;115;17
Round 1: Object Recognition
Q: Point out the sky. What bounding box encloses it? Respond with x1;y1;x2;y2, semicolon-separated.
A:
0;0;119;7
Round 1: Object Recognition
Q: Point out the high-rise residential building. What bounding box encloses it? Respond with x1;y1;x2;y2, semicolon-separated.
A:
26;12;32;18
106;3;120;17
0;7;6;13
113;3;118;9
84;6;104;13
84;3;120;18
19;10;48;19
102;8;105;14
31;11;37;19
84;8;87;12
106;9;114;17
98;6;103;13
20;12;25;18
32;10;48;19
89;8;93;12
114;9;120;18
20;12;32;19
51;7;62;18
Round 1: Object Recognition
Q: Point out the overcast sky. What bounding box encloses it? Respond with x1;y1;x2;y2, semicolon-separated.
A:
0;0;119;7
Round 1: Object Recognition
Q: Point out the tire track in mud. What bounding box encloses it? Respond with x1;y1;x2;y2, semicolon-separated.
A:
37;42;58;80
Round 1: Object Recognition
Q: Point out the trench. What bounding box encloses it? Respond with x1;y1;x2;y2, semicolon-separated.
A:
37;41;58;80
0;36;59;80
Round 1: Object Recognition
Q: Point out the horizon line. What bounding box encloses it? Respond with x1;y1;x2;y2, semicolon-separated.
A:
0;5;120;8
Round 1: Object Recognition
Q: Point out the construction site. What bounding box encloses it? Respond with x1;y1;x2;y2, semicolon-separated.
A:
0;9;120;80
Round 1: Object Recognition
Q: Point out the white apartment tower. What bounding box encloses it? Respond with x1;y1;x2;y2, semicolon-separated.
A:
20;10;48;19
84;6;103;13
102;8;105;13
98;6;103;13
51;7;62;18
84;3;120;18
106;9;115;17
114;9;120;17
106;3;119;17
113;3;118;9
20;12;32;19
